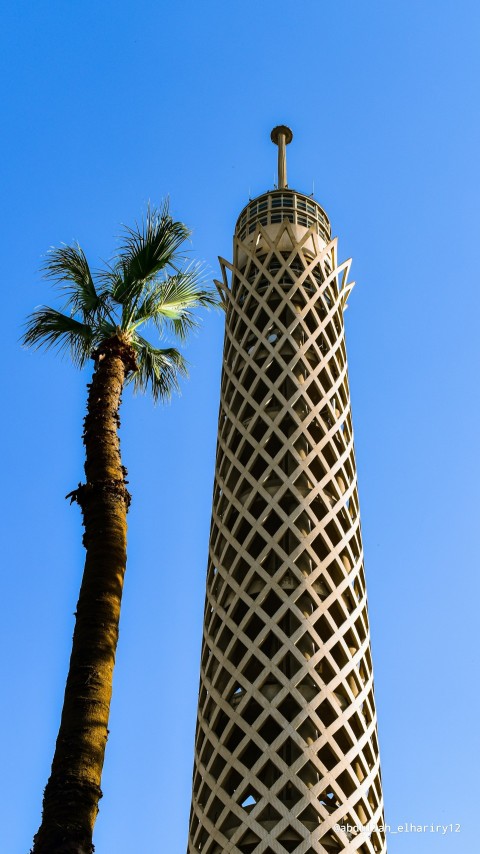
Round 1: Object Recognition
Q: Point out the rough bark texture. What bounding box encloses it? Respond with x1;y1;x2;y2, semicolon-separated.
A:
31;335;136;854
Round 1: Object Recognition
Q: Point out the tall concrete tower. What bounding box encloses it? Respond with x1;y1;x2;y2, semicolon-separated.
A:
187;128;386;854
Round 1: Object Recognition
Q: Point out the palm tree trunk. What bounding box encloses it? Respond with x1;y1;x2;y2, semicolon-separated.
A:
32;335;136;854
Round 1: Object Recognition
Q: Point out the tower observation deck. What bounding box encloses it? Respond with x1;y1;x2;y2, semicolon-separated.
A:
187;128;386;854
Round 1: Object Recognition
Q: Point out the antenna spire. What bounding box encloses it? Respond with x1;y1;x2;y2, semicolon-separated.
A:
271;125;293;189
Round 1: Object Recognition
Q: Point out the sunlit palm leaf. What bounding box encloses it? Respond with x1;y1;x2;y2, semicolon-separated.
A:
23;205;220;393
22;307;94;368
95;262;124;300
94;317;118;342
111;202;190;308
42;244;103;321
129;334;188;402
131;266;216;340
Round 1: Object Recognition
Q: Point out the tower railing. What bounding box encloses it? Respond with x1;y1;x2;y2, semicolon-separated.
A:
236;191;330;243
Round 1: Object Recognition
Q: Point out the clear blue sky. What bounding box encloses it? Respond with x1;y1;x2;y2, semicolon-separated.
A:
1;1;479;851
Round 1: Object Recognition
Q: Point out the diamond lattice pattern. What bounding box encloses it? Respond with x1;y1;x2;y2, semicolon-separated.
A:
187;218;386;854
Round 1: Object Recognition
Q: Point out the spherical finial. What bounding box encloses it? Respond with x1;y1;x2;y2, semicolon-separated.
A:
271;125;293;146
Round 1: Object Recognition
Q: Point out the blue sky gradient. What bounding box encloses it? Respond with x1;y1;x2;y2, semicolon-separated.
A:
1;1;479;851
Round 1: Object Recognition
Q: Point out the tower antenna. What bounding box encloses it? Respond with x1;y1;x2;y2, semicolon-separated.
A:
271;124;293;188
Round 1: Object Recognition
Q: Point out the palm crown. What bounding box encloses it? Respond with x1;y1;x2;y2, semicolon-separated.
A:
23;203;217;399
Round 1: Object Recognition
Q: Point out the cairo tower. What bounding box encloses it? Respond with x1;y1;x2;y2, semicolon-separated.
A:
187;127;386;854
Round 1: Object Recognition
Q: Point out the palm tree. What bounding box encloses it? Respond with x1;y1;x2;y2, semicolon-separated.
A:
23;204;217;854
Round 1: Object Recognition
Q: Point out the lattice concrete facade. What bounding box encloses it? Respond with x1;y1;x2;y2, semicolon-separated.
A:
187;130;386;854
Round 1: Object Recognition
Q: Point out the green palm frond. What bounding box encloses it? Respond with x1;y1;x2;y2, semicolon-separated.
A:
93;317;118;341
24;204;220;383
129;334;188;402
95;261;124;300
111;202;191;308
42;244;104;321
22;307;95;368
130;265;217;340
